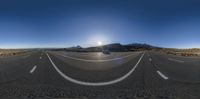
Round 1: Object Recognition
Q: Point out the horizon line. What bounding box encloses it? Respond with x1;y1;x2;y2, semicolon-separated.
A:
0;43;200;49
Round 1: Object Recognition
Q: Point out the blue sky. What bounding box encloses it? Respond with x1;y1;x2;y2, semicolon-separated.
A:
0;0;200;48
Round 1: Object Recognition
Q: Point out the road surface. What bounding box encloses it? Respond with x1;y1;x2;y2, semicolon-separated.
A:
0;51;200;98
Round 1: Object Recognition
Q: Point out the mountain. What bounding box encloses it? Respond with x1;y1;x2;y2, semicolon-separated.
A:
102;43;128;52
124;43;161;51
64;43;160;52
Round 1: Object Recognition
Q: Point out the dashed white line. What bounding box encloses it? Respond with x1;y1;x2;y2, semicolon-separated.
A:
149;58;152;61
168;58;184;63
157;71;169;80
60;53;140;62
46;52;145;86
23;55;31;59
30;65;37;74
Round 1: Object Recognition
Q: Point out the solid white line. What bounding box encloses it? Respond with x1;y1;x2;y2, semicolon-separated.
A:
168;58;184;63
60;53;140;62
30;65;37;74
46;52;145;86
157;71;169;80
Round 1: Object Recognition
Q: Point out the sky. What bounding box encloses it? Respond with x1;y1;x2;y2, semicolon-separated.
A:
0;0;200;48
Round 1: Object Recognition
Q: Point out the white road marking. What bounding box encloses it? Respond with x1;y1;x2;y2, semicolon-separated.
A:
168;58;184;63
71;53;111;58
23;55;31;59
60;53;140;62
30;65;37;74
46;52;145;86
40;57;42;59
149;58;152;61
157;71;169;80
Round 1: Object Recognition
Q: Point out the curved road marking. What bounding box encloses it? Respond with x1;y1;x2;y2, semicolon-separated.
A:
46;52;145;86
157;71;169;80
59;53;140;62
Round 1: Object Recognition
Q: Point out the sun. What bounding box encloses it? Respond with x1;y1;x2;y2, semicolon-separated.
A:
97;41;102;46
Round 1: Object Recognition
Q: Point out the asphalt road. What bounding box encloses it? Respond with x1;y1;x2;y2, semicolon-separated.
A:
0;51;200;98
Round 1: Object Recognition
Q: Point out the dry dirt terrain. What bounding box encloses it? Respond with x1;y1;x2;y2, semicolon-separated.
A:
154;48;200;57
0;49;29;57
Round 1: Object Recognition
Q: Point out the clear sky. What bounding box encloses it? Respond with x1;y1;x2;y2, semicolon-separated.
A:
0;0;200;48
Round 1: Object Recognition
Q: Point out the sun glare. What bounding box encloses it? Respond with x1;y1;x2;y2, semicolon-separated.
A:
97;41;102;46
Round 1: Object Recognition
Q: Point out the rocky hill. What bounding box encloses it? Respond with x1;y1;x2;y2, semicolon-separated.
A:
64;43;159;52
